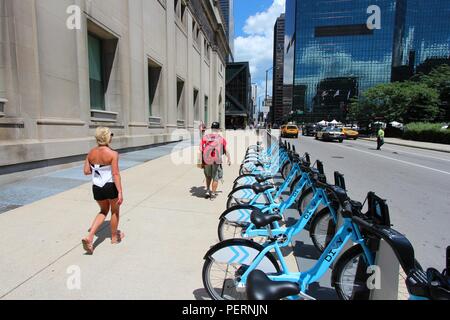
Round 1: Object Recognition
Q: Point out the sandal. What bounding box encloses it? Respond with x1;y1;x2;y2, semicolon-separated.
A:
82;238;94;255
111;230;125;244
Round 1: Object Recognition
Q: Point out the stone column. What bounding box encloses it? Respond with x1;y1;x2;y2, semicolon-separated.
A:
127;0;148;134
165;0;177;132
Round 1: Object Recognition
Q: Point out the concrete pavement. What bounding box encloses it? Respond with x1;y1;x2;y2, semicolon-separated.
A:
0;130;298;300
0;142;189;215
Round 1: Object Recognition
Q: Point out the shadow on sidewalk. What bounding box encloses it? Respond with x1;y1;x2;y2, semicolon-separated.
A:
192;288;211;300
85;221;112;254
190;186;208;198
293;241;321;261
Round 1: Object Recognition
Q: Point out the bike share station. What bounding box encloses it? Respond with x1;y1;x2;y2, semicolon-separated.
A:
200;129;449;300
265;131;404;300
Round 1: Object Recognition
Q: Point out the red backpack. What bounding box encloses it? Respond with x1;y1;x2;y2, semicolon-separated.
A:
202;134;225;165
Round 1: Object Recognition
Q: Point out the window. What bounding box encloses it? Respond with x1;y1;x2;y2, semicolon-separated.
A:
174;0;187;26
315;24;374;37
88;34;105;110
148;60;162;117
177;77;185;119
192;21;202;48
204;41;211;62
193;89;200;121
87;21;118;120
204;95;209;125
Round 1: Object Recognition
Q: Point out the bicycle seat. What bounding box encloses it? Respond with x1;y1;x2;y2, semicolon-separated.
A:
247;270;300;300
250;209;282;228
252;184;274;194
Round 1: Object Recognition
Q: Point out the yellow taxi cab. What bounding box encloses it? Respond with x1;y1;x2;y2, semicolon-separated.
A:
281;124;299;138
341;127;359;140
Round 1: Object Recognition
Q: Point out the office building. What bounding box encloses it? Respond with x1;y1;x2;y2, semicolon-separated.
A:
284;0;450;122
271;14;285;126
218;0;234;62
225;62;252;129
0;0;231;169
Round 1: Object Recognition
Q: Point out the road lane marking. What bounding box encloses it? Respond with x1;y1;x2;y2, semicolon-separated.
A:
291;137;450;175
347;139;450;162
341;144;450;176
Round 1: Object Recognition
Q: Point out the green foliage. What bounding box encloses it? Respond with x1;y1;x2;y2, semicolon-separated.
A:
350;82;440;123
413;64;450;121
403;122;450;144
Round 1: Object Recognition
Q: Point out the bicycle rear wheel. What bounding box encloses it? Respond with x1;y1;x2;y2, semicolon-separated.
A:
218;217;268;244
202;240;280;300
218;218;248;241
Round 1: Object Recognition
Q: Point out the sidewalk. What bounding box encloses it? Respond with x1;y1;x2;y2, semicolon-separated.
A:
0;130;296;300
360;137;450;153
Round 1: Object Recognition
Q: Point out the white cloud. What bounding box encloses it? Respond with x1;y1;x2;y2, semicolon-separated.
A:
234;0;285;102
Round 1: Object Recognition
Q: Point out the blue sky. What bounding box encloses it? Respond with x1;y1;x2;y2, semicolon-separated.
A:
233;0;286;107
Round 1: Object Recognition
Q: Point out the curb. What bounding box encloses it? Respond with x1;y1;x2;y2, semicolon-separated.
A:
359;138;450;154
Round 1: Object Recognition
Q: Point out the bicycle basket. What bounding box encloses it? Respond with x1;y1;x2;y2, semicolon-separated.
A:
366;192;390;226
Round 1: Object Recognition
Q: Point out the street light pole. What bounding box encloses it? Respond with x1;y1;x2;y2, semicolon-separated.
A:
265;66;273;102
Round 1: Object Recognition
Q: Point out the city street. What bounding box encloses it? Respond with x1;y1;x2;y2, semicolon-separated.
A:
278;130;450;270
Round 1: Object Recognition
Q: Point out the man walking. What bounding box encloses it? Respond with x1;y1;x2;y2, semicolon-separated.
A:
377;126;385;150
200;122;231;200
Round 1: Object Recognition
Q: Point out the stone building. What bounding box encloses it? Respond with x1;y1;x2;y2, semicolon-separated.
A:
0;0;230;170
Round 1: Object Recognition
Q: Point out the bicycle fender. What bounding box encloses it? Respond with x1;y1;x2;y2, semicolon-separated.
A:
219;205;256;223
227;186;257;199
205;239;280;273
234;175;258;186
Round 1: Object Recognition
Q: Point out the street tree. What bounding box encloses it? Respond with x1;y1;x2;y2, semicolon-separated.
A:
350;81;440;124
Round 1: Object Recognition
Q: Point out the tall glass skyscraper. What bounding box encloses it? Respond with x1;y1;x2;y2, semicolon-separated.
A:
284;0;450;122
219;0;235;62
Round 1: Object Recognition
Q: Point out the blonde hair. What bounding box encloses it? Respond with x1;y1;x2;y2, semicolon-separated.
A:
95;127;112;146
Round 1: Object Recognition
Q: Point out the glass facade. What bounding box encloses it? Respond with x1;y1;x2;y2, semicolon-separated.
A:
400;0;450;75
284;0;450;122
219;0;234;61
225;62;251;128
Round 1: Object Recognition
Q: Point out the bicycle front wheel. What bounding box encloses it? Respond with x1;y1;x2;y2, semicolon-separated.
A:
281;161;292;180
332;245;371;300
309;207;336;252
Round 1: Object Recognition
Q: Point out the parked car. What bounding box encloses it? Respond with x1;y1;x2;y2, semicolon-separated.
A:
341;127;359;140
315;126;345;143
281;124;299;138
302;123;318;136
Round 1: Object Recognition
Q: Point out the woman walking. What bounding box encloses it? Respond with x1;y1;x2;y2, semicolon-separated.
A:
82;127;124;254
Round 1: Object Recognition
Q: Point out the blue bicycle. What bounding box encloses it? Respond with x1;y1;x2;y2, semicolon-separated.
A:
227;153;311;209
246;215;450;301
202;189;407;300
